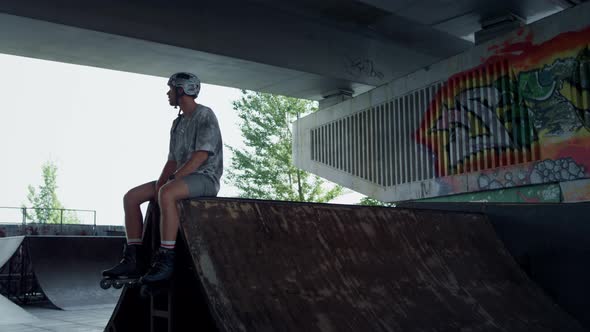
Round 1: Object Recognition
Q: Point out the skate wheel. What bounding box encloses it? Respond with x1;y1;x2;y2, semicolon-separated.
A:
113;280;124;289
100;279;112;290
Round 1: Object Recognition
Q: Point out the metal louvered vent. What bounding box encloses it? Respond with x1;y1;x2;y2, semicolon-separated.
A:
310;59;541;187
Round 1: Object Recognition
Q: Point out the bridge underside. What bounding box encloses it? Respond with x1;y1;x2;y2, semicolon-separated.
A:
0;0;569;100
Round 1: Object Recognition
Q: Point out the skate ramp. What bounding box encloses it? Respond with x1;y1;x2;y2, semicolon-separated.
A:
0;236;37;325
26;236;125;309
396;201;590;330
0;236;24;267
0;294;38;325
181;199;583;331
107;199;583;331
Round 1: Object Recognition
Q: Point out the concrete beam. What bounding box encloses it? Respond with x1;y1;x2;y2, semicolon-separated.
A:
0;0;468;99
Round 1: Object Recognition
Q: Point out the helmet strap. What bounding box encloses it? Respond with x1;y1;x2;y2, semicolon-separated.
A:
174;87;185;113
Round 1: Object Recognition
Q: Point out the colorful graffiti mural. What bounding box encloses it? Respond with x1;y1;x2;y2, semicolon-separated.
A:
414;25;590;201
301;11;590;203
560;178;590;202
420;183;562;203
475;157;586;190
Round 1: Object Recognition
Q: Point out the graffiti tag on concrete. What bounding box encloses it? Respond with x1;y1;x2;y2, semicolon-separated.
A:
346;57;384;80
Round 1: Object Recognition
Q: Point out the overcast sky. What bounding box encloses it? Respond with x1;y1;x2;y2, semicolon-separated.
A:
0;54;362;226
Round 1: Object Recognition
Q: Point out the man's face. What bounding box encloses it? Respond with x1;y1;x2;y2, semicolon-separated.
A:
167;85;177;106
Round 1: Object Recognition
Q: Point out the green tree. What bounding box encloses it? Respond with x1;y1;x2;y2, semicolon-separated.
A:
359;196;395;207
225;91;343;202
25;161;80;224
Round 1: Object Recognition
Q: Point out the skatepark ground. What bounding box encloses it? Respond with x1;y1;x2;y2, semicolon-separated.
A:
0;303;114;332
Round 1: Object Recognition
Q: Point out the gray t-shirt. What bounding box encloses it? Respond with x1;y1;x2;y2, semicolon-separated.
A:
168;104;223;189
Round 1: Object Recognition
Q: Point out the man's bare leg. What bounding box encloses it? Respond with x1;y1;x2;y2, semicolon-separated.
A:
123;181;157;240
158;179;190;243
102;181;156;279
139;180;190;285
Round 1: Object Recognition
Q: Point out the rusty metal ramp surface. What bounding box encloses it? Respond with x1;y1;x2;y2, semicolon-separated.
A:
179;199;583;331
395;201;590;330
26;236;125;309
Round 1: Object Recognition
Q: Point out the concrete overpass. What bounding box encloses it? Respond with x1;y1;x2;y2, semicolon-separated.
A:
0;0;572;102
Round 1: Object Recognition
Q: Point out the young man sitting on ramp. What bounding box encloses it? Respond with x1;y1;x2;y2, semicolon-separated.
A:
103;72;223;285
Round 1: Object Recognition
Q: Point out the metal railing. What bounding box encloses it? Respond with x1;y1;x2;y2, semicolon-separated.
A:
0;206;97;235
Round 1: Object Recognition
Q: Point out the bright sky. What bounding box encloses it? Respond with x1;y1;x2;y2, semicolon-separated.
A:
0;54;362;225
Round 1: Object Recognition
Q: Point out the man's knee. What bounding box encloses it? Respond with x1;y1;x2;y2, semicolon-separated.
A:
124;186;148;208
158;186;171;205
123;190;138;208
158;184;181;206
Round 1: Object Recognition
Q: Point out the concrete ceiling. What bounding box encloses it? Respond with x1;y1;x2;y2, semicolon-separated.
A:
0;0;578;100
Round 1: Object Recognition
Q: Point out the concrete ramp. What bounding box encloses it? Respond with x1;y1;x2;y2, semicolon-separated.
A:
106;199;583;331
0;294;38;325
26;236;125;309
0;236;24;267
1;236;125;310
0;236;37;325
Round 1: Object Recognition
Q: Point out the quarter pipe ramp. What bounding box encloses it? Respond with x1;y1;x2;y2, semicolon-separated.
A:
0;236;125;310
0;236;37;325
26;236;125;309
106;198;584;331
0;236;24;267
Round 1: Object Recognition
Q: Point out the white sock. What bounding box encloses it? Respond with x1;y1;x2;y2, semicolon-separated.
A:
127;238;142;246
160;240;175;250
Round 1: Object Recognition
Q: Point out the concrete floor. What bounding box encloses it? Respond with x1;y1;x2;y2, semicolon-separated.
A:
0;303;114;332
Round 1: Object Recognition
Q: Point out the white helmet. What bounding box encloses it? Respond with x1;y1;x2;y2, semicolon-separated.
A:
168;72;200;98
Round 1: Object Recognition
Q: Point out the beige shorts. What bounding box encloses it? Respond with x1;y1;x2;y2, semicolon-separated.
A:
181;173;219;198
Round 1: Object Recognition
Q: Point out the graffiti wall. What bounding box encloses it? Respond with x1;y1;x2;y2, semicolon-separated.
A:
415;26;590;201
420;183;561;203
295;6;590;203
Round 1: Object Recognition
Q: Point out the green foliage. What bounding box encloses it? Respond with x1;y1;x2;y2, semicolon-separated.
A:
225;90;343;202
25;161;80;224
359;196;395;207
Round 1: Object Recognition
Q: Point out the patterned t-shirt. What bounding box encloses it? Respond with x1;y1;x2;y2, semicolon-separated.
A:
167;104;223;190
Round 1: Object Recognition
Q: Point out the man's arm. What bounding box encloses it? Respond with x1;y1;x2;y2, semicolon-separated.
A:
171;151;209;179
